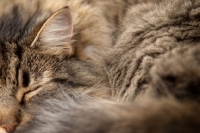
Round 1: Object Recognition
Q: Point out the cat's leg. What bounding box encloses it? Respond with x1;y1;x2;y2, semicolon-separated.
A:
149;44;200;101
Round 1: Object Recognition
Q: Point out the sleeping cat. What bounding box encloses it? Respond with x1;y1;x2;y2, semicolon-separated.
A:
15;0;200;133
0;0;120;132
0;0;200;133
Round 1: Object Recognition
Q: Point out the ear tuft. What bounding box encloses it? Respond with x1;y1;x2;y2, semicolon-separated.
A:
31;7;74;56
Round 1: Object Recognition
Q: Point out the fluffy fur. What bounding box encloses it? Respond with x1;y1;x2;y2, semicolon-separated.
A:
0;0;200;133
0;0;114;60
104;0;200;101
16;95;200;133
0;0;116;132
16;0;200;133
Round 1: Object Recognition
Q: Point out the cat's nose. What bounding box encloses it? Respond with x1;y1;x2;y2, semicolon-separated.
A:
1;122;18;133
0;106;20;133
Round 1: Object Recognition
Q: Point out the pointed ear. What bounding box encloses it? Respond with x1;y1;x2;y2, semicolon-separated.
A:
31;7;74;56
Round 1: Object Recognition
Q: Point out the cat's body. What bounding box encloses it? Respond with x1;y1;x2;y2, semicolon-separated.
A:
105;0;200;102
0;0;200;133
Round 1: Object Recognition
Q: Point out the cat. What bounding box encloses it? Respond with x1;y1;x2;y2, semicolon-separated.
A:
0;0;120;132
15;0;200;133
1;0;200;133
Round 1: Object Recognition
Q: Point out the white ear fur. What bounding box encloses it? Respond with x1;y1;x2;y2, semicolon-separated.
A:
31;7;73;55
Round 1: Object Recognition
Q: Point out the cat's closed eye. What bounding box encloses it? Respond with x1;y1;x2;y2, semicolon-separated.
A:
16;69;31;104
22;71;30;88
16;68;42;104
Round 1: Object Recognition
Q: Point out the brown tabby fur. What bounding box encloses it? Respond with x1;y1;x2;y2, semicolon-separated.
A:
0;0;116;132
0;0;200;133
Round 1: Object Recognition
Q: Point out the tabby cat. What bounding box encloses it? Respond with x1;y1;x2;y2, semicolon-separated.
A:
0;0;118;132
1;0;200;133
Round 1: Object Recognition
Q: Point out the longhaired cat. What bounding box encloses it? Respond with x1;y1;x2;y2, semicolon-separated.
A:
17;0;200;132
0;0;200;133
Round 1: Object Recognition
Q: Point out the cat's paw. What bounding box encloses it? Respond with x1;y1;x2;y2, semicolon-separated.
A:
150;45;200;101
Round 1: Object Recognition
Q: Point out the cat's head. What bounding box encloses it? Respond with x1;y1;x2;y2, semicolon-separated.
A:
0;7;101;133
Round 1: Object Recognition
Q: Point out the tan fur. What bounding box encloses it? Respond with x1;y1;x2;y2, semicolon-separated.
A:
0;0;115;132
1;0;114;61
0;0;200;133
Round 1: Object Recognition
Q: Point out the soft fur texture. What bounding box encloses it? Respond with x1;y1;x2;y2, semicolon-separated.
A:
0;0;200;133
0;0;116;132
16;0;200;133
16;95;200;133
105;0;200;101
0;0;114;60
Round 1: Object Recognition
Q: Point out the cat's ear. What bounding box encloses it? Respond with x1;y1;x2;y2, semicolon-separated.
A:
31;7;74;56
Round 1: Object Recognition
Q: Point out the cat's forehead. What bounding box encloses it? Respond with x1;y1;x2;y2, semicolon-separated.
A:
0;3;47;43
0;42;18;61
0;41;17;54
0;42;19;83
0;7;28;42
